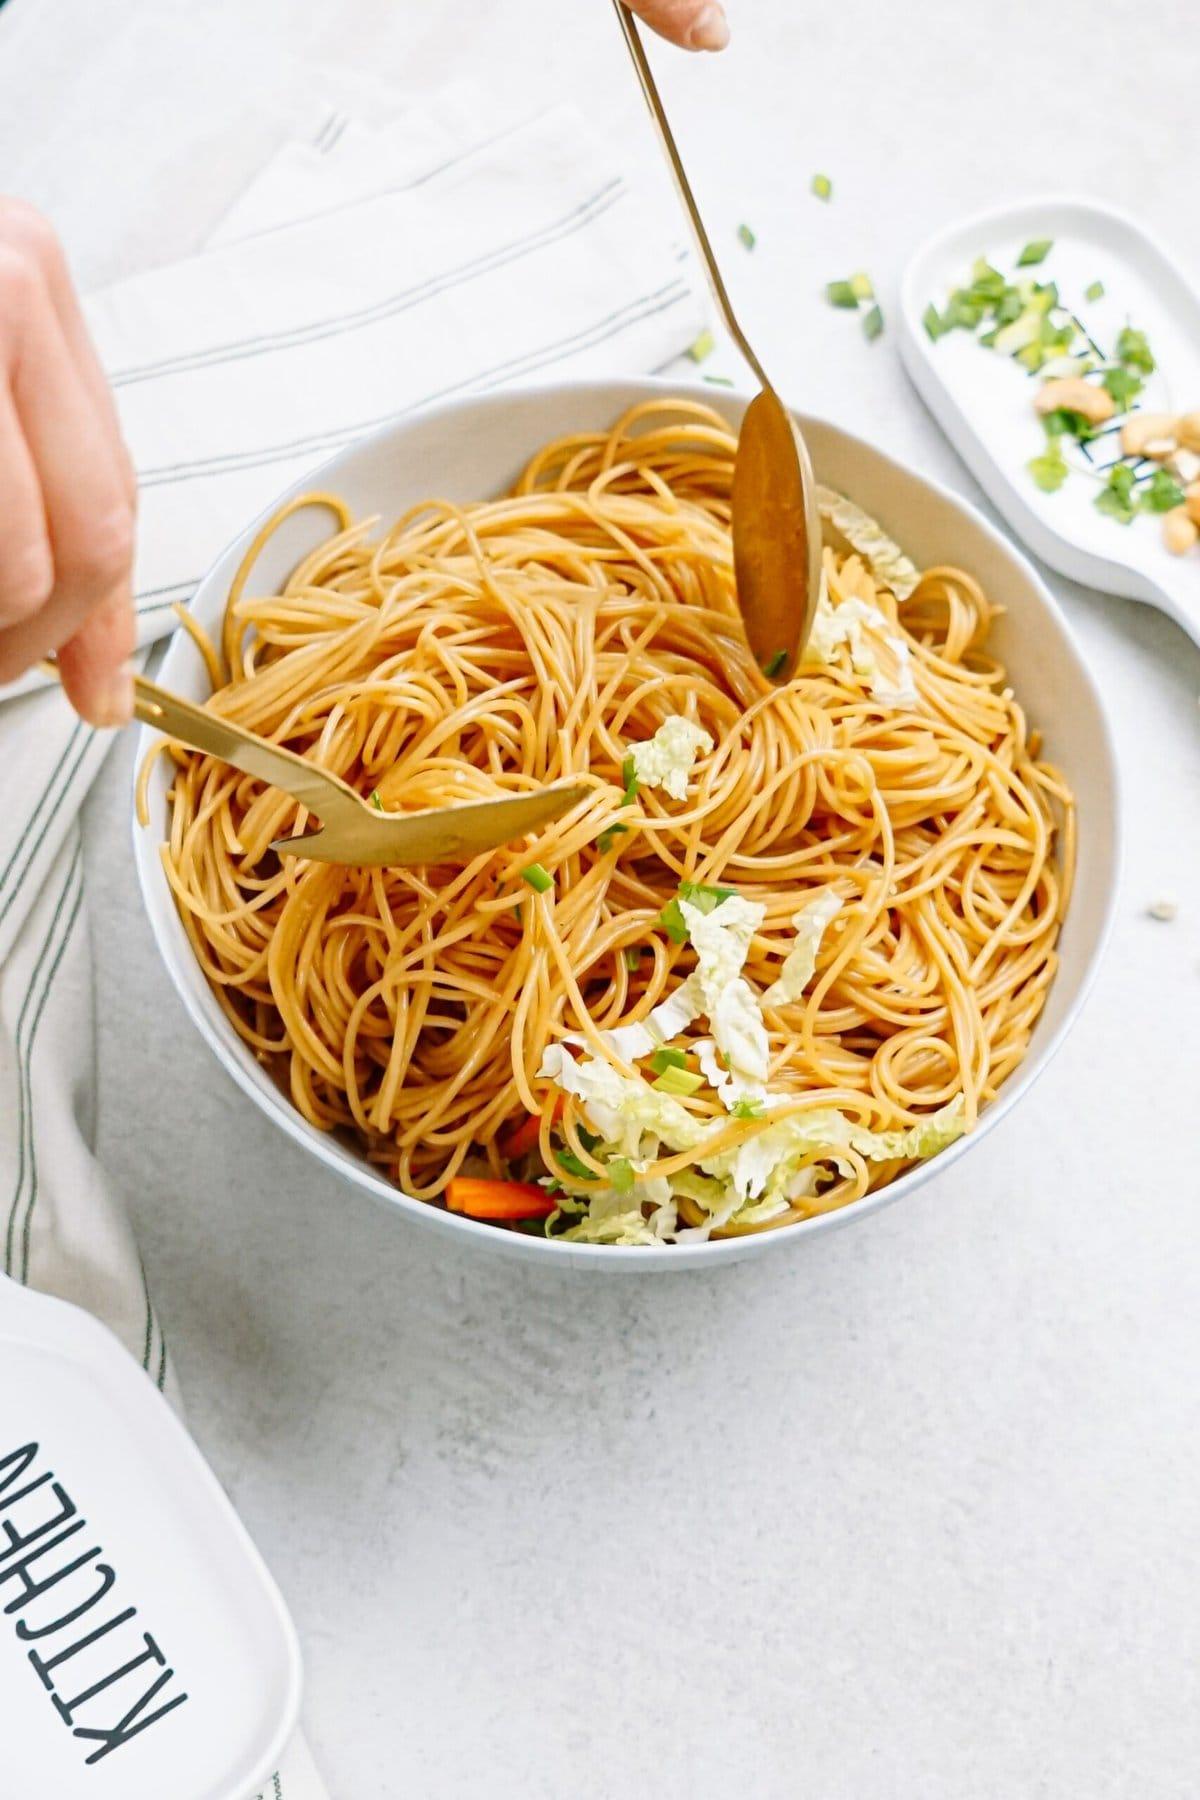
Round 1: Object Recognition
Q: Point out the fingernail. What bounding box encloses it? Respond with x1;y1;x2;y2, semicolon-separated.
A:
93;660;135;729
689;3;730;49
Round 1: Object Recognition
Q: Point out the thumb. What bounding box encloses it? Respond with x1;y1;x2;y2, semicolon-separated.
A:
622;0;730;51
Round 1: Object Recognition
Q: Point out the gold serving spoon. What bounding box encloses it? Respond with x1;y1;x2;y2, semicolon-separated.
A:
612;0;823;675
59;665;588;866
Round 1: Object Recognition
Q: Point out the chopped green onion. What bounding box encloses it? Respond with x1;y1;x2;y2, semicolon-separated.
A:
608;1157;635;1195
826;279;859;309
968;259;1007;301
513;1217;551;1235
995;288;1024;325
520;863;553;893
737;223;756;250
922;303;945;342
620;755;639;806
622;946;643;972
659;879;736;943
1140;468;1186;514
369;789;383;811
1085;279;1105;303
658;899;689;944
687;329;716;363
703;374;734;387
1101;366;1144;409
731;1097;765;1119
1027;443;1069;493
1116;324;1155;373
811;173;832;201
942;291;986;331
1016;238;1053;267
1094;463;1138;524
649;1046;689;1075
596;824;629;854
555;1148;599;1182
762;648;788;677
651;1065;706;1097
862;303;884;343
849;271;874;301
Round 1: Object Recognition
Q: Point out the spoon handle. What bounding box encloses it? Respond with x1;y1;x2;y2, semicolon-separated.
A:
612;0;768;390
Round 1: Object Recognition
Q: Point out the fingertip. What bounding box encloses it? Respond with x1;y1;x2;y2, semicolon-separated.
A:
688;2;729;49
57;589;137;728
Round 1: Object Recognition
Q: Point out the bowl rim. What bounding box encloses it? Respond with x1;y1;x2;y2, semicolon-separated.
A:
132;374;1122;1269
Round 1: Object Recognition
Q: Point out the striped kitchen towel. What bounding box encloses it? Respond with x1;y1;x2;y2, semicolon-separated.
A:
0;84;705;1800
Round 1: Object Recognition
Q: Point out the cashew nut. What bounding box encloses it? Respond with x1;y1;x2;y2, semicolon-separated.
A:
1163;508;1198;556
1033;378;1115;425
1120;413;1179;459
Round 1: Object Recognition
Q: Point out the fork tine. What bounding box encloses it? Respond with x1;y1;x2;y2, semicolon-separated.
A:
272;780;591;868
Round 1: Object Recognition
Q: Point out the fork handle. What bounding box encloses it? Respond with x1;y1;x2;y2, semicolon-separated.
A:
612;0;767;390
133;674;361;818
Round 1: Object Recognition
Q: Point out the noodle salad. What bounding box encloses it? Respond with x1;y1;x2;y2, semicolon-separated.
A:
144;402;1074;1245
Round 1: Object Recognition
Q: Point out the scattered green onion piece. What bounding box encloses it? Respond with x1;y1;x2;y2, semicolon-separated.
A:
1116;325;1155;373
826;279;859;309
513;1217;551;1236
922;303;945;342
369;790;383;811
608;1157;635;1195
555;1148;600;1182
520;863;553;894
849;271;874;301
811;173;832;201
622;946;643;972
1085;280;1105;303
703;374;734;387
649;1046;689;1075
658;898;688;944
651;1066;706;1097
1140;469;1186;514
1016;238;1053;266
737;223;756;250
620;754;639;805
731;1098;765;1119
596;824;629;854
862;303;884;343
659;879;736;943
763;648;788;677
1027;443;1069;493
942;291;985;331
687;330;716;363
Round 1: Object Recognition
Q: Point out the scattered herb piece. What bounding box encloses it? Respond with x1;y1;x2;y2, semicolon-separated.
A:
658;879;736;943
1016;238;1054;267
622;946;643;972
1041;408;1095;442
1100;366;1144;409
520;863;554;894
687;329;715;363
649;1047;689;1075
1116;325;1155;373
620;755;639;805
369;789;383;811
811;173;832;201
763;649;788;677
737;223;756;250
849;271;874;301
555;1147;600;1182
862;303;884;343
1027;442;1070;493
1085;279;1105;302
1140;468;1186;514
703;374;734;387
731;1098;765;1119
1094;463;1138;524
826;279;859;309
596;824;629;854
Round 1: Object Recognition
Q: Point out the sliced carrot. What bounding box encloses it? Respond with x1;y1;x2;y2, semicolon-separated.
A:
446;1177;556;1222
499;1096;564;1162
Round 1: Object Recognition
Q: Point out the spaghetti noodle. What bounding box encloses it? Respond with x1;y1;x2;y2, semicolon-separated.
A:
149;401;1073;1244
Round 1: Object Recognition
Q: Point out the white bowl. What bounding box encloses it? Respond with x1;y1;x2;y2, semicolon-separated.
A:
133;378;1120;1270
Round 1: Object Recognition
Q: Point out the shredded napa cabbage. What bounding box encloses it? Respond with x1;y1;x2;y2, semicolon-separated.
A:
627;715;713;801
678;895;769;1102
815;487;921;600
805;592;918;708
763;891;842;1005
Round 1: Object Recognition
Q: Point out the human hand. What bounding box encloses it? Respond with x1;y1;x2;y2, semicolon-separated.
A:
0;199;136;726
624;0;730;51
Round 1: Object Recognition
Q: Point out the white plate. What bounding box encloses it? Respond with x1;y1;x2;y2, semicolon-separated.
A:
899;196;1200;644
0;1275;301;1799
132;377;1120;1270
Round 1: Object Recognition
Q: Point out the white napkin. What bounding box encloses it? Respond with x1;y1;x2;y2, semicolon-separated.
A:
0;86;704;1799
